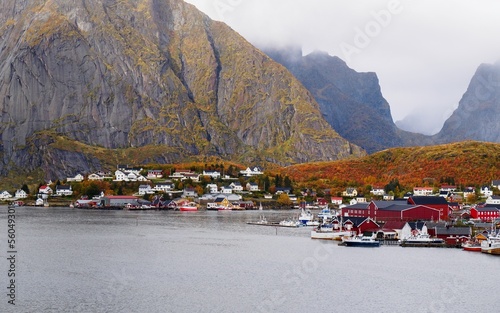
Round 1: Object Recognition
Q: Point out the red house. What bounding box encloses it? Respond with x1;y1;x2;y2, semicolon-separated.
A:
407;196;450;220
342;201;442;222
470;205;500;222
342;217;380;235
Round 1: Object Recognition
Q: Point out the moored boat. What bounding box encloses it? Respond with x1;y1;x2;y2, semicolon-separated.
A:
462;240;482;252
399;225;444;246
298;209;314;225
481;235;500;255
317;208;333;220
179;205;198;212
342;235;380;247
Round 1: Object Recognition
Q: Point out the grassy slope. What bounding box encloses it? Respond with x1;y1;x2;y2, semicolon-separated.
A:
282;141;500;192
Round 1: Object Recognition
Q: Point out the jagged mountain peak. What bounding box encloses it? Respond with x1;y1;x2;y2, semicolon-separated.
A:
434;61;500;143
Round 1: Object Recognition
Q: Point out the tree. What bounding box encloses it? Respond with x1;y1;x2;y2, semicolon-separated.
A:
277;193;292;207
21;184;30;195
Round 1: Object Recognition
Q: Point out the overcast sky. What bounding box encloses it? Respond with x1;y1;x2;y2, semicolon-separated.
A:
184;0;500;135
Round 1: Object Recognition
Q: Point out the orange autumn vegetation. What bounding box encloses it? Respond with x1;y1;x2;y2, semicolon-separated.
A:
280;141;500;193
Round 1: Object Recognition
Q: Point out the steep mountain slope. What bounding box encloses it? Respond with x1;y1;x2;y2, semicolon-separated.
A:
0;0;363;180
434;62;500;143
263;47;430;153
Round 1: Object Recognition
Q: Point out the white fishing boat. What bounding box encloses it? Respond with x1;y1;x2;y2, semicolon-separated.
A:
481;227;500;255
342;235;380;247
317;208;333;220
298;209;314;225
399;226;444;246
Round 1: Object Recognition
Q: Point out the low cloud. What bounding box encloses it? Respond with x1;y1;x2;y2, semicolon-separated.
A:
186;0;500;134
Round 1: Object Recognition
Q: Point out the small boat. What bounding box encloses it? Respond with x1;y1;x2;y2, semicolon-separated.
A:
279;219;300;228
317;208;333;220
179;203;198;211
298;209;314;225
310;223;351;240
399;226;444;246
259;202;263;211
217;206;232;211
481;234;500;255
8;200;25;208
342;235;380;247
462;240;482;252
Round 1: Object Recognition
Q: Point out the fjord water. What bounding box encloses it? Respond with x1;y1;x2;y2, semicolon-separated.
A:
1;207;498;313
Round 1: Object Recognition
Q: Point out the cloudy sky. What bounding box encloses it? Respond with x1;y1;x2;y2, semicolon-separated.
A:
184;0;500;135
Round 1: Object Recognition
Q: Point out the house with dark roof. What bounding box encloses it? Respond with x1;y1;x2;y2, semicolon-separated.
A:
341;200;442;222
470;205;500;222
407;196;450;220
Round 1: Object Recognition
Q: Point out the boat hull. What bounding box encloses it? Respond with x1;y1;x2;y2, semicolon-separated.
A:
481;240;500;255
179;206;198;212
311;231;351;240
343;241;380;247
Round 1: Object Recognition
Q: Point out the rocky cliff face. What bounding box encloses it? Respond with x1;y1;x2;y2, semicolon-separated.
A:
263;47;430;153
0;0;364;179
434;62;500;143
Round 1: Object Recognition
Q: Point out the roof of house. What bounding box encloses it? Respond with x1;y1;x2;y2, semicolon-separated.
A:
408;196;448;205
343;217;380;227
382;221;407;229
473;206;499;212
434;227;471;236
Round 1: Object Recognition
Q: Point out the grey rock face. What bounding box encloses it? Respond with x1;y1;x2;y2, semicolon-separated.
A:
434;62;500;143
0;0;363;179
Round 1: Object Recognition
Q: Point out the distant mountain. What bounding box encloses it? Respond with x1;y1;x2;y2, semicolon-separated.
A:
0;0;364;180
262;47;430;153
434;62;500;143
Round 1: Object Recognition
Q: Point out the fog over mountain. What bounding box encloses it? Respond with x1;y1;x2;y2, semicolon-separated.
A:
185;0;500;135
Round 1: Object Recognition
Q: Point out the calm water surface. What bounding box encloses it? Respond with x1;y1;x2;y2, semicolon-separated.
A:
0;206;498;313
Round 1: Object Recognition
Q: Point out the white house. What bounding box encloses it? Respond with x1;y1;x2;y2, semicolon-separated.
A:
115;170;129;181
206;184;219;194
246;182;260;192
183;187;198;198
486;196;500;205
147;170;164;179
88;173;104;181
67;174;84;182
39;185;53;194
370;187;385;196
481;186;494;197
230;182;243;193
240;167;263;177
203;171;221;179
154;182;175;193
56;185;73;196
413;187;433;196
331;197;343;205
138;185;155;195
15;189;28;199
220;186;233;194
0;190;12;200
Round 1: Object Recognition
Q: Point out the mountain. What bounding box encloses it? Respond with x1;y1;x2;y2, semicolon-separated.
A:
0;0;364;180
263;47;430;153
434;62;500;143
